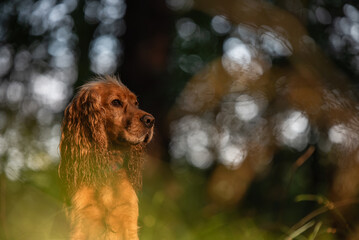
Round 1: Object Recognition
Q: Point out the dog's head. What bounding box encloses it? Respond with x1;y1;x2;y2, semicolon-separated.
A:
95;79;155;147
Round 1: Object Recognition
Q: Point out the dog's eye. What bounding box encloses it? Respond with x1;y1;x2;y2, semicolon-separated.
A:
111;99;123;107
135;101;139;106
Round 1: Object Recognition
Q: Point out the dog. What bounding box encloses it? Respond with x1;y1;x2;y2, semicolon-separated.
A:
59;76;154;240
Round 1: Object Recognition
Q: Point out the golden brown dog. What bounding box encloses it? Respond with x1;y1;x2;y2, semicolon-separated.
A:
59;76;154;240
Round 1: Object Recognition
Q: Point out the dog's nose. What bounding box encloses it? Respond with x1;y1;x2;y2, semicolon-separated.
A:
140;114;155;128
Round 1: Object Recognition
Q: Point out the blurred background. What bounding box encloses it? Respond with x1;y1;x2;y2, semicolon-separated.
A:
1;0;359;239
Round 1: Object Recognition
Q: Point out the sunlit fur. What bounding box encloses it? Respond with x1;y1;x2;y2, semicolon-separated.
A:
59;76;154;240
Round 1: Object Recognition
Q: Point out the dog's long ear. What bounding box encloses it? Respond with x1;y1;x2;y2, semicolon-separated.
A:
59;86;108;193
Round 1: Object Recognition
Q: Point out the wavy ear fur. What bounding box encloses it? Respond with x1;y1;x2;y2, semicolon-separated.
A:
59;85;110;194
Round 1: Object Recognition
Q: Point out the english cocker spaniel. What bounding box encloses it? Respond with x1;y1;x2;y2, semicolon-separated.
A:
59;76;154;240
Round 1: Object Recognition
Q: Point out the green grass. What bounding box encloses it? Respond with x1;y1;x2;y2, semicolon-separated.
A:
0;166;341;240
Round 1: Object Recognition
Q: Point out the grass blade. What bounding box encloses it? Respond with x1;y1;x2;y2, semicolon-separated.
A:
308;221;322;240
286;221;315;240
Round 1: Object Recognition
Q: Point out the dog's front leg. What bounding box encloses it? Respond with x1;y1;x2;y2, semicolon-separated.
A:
70;186;106;240
105;177;139;240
